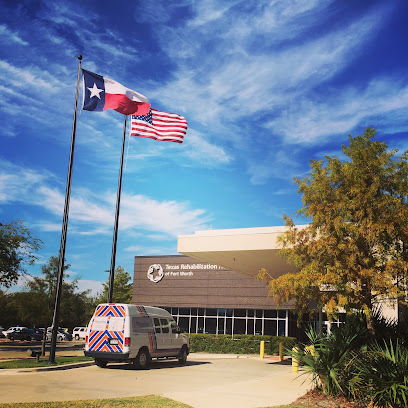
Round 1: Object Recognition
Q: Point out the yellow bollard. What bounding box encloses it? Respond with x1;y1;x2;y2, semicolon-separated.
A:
292;346;299;373
279;341;284;361
260;340;265;359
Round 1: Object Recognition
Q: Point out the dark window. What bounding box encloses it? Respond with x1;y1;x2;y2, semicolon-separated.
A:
190;317;197;333
178;317;189;333
264;320;277;336
234;319;246;334
217;308;226;316
160;319;169;333
255;319;262;335
234;309;246;317
198;308;205;316
226;309;233;317
197;317;204;333
278;320;286;336
217;318;225;334
256;309;263;318
247;319;254;335
278;310;286;318
171;307;179;315
206;318;217;334
170;320;178;333
264;310;277;318
247;309;255;317
191;308;198;316
179;308;190;315
153;318;161;333
225;318;232;335
206;308;217;316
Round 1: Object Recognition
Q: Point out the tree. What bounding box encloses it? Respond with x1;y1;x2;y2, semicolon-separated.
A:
14;256;93;328
260;128;408;334
0;220;43;288
96;266;133;304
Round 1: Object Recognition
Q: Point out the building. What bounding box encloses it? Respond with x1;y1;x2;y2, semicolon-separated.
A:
132;227;306;338
132;226;403;338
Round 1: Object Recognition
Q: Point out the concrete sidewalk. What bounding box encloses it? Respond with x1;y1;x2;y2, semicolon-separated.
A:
0;353;312;408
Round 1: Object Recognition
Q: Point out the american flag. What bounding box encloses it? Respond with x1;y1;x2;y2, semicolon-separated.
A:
130;108;187;143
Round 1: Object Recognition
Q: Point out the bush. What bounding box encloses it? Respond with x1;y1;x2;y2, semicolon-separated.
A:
189;334;295;355
349;340;408;408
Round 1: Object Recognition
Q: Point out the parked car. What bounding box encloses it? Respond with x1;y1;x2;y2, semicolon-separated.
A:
73;327;87;340
7;328;43;341
2;326;28;337
57;329;72;341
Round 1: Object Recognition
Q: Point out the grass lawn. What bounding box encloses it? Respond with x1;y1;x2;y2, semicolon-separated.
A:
0;397;313;408
0;356;93;369
0;396;192;408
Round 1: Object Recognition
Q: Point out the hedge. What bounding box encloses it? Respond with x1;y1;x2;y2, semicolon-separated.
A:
189;334;296;355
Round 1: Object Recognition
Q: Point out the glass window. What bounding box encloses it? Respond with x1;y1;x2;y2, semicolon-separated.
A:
264;320;277;336
160;319;169;333
278;310;286;318
255;319;262;335
197;317;204;333
153;318;161;333
234;309;246;317
190;317;197;333
217;318;225;334
247;319;254;335
191;308;198;316
278;320;286;337
264;310;277;318
217;308;226;317
225;318;232;335
179;308;190;315
256;309;263;318
206;308;217;316
234;319;246;335
171;307;179;315
178;317;189;333
198;308;205;316
205;318;217;334
247;309;255;317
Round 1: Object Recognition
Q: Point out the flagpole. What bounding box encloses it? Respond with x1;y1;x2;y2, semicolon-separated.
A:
107;115;127;303
49;55;83;364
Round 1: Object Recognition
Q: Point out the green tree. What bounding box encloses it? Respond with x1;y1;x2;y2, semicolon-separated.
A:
14;256;93;328
260;129;408;334
0;220;43;288
96;266;133;304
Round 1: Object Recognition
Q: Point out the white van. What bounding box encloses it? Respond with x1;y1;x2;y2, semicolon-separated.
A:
73;327;87;340
84;303;189;368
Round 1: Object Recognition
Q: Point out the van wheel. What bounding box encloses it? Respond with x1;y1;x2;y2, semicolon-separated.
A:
178;346;188;365
134;348;150;369
95;359;108;368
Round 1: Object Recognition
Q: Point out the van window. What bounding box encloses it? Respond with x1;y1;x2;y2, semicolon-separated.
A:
160;319;169;333
170;320;179;333
153;318;161;333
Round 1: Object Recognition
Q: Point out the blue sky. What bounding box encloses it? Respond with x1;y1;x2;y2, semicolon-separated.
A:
1;0;408;296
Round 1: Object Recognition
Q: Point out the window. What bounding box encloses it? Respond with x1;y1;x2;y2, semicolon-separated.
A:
170;320;179;333
153;318;161;333
160;319;169;333
178;317;189;333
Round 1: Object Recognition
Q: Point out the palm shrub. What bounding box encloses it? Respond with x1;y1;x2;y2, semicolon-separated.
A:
349;340;408;408
290;324;366;396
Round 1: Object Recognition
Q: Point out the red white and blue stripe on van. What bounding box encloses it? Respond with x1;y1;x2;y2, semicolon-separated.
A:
88;304;126;353
88;304;179;355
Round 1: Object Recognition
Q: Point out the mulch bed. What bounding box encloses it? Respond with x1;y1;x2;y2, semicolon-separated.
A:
291;389;367;408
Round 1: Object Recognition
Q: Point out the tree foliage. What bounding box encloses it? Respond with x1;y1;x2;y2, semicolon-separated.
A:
261;129;408;332
12;256;94;327
0;220;43;288
96;266;133;304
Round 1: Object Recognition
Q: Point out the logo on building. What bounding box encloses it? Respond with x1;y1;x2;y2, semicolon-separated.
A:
147;264;164;283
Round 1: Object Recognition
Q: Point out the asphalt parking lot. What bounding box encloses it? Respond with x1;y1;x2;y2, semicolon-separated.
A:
0;340;311;408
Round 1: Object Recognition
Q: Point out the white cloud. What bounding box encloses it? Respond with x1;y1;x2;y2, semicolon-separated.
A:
0;24;28;46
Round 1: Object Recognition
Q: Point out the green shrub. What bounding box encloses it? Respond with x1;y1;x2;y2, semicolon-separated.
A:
189;334;295;355
349;340;408;408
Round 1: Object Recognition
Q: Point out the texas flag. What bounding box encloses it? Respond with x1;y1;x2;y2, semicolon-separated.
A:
82;69;150;116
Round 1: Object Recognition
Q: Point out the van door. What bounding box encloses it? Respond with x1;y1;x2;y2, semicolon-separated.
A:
170;320;184;351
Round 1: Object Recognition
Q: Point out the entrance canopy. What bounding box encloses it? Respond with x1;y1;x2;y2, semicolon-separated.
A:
178;226;306;279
